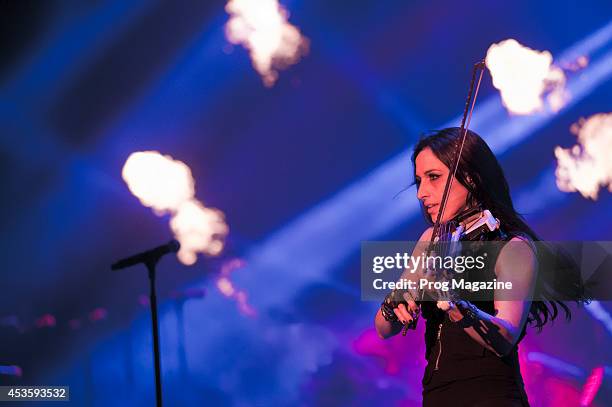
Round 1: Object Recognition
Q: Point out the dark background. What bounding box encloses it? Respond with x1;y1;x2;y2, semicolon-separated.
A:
1;1;611;405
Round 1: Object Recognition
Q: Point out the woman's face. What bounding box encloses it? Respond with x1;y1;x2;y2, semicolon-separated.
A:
414;147;470;222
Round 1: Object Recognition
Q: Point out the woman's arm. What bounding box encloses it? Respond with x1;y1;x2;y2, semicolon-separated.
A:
444;237;537;356
375;308;404;339
375;227;433;340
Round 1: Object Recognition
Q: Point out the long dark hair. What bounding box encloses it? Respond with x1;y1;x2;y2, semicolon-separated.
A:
411;127;589;330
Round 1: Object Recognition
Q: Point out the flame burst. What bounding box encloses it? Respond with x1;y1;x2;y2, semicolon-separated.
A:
225;0;308;87
122;151;228;265
485;39;569;115
555;113;612;200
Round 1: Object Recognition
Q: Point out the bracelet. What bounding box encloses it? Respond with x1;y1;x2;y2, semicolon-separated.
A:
380;301;398;322
380;289;404;322
380;295;399;322
380;289;421;325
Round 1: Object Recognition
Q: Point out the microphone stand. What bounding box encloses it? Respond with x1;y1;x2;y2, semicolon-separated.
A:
145;260;163;407
112;241;179;407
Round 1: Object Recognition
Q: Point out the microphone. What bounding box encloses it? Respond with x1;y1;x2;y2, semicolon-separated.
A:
111;240;180;270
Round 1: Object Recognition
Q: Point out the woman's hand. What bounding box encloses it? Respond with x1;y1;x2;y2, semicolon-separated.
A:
375;292;421;339
394;293;420;325
437;300;464;322
375;227;432;339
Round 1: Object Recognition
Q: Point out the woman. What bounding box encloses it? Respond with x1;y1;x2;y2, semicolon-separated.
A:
374;127;588;406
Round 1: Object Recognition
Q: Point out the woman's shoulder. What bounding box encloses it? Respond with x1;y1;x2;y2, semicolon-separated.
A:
503;230;537;254
419;227;434;241
503;230;533;242
497;232;538;270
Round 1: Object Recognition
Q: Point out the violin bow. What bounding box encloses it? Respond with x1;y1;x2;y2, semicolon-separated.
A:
402;60;487;335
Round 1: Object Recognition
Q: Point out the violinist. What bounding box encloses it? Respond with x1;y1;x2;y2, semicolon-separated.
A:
374;127;588;406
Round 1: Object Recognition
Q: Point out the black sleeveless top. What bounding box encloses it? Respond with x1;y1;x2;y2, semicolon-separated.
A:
421;231;532;407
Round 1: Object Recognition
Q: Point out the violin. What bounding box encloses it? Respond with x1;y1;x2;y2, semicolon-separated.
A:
434;206;501;243
381;60;503;335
